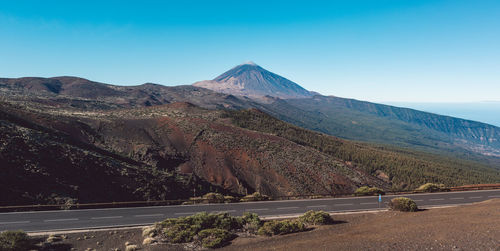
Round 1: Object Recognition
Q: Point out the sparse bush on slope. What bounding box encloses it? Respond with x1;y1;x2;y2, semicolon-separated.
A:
257;220;306;236
415;183;449;193
198;228;234;248
354;186;385;196
0;230;32;251
388;197;418;212
201;193;226;203
298;210;334;225
156;212;261;248
240;192;270;202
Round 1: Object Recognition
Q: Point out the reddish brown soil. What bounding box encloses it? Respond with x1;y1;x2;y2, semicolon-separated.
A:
222;199;500;251
36;199;499;251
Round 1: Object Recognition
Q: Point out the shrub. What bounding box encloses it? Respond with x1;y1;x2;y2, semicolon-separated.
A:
202;193;226;203
239;212;262;233
197;228;234;248
142;225;157;238
388;197;418;212
142;237;156;245
159;212;243;244
354;186;385;196
415;183;448;193
0;230;32;251
299;210;333;225
223;195;238;203
125;244;138;251
46;234;63;243
257;220;306;236
240;192;270;202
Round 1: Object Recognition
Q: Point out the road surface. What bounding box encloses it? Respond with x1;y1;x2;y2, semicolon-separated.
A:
0;189;498;232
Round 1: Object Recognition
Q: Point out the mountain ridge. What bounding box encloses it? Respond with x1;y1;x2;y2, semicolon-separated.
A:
2;73;500;157
1;72;500;206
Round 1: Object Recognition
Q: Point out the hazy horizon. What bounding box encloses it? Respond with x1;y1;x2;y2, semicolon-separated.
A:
385;101;500;127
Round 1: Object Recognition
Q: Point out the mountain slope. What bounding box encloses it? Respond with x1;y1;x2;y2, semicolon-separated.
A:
191;63;500;158
225;109;500;189
271;96;500;157
1;74;500;206
0;100;390;205
0;103;223;206
193;62;313;99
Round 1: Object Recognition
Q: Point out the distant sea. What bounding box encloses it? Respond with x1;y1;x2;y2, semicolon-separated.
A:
385;102;500;127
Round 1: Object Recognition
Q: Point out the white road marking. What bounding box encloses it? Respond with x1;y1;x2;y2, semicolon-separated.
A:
0;221;30;225
276;207;299;210
335;203;354;206
210;210;236;214
429;199;444;201
306;205;327;208
450;197;464;200
246;208;269;211
44;218;79;222
90;216;123;220
488;195;500;198
174;212;198;215
134;214;164;217
413;200;424;202
469;196;482;199
360;202;378;205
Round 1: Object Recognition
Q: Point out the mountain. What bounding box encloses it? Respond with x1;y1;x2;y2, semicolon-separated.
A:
191;63;500;158
193;62;313;99
267;96;500;157
0;76;261;110
1;72;500;206
0;100;391;205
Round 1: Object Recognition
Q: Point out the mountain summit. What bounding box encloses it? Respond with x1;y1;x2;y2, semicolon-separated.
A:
193;62;313;99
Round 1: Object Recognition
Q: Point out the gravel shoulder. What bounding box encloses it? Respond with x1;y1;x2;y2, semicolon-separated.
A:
222;199;500;251
34;199;499;250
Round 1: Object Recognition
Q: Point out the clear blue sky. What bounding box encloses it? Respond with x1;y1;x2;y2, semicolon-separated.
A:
1;0;499;102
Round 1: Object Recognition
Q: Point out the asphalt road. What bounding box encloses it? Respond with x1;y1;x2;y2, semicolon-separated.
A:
1;189;499;232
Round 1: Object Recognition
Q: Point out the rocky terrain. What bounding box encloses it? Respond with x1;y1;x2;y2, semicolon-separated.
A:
1;64;500;206
28;199;500;251
222;199;500;251
0;100;388;206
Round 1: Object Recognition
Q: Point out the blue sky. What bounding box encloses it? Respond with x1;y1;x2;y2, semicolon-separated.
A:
1;0;499;102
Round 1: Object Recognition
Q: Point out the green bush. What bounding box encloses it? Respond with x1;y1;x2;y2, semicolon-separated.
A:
198;228;234;248
239;212;262;233
223;195;238;203
354;186;385;196
189;193;239;204
0;230;32;251
299;210;334;225
257;220;306;236
159;212;243;244
202;193;226;203
415;183;448;193
388;197;418;212
240;192;270;202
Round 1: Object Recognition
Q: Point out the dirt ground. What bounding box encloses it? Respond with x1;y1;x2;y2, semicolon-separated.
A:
35;199;499;251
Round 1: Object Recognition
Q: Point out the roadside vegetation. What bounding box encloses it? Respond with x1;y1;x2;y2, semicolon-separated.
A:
0;230;32;251
415;183;449;193
142;210;334;248
354;186;385;196
240;192;270;202
388;197;419;212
